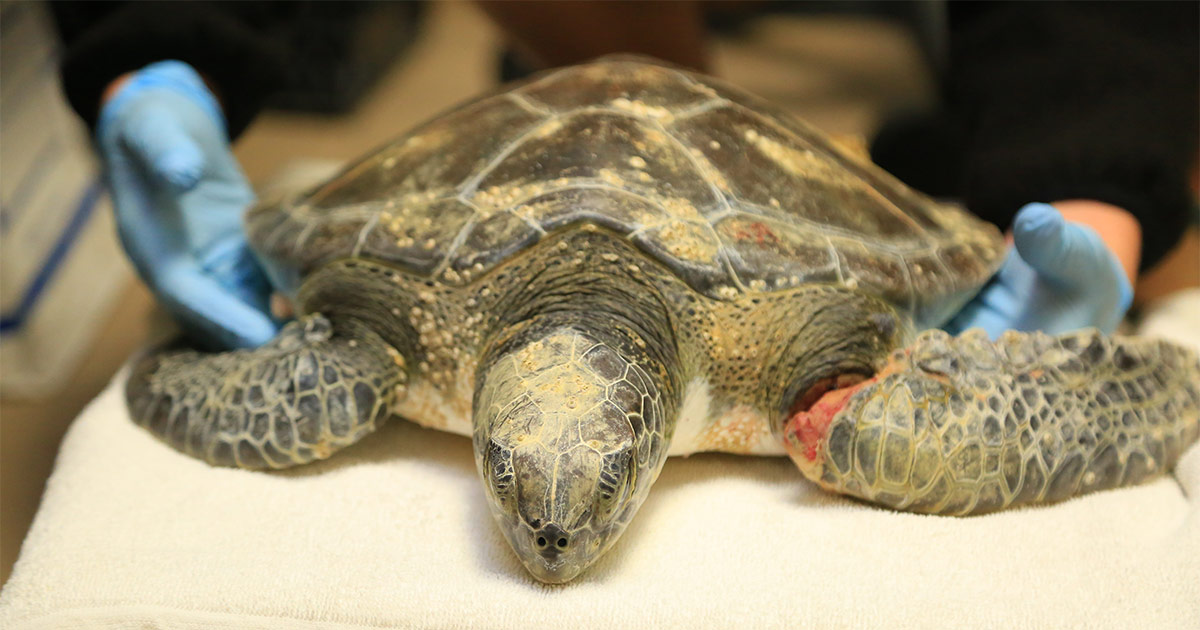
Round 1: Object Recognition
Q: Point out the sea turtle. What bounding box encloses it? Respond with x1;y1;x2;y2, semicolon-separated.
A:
127;58;1200;584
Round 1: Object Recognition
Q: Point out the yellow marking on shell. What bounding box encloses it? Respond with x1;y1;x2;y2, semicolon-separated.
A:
596;168;625;188
610;97;673;121
386;345;407;370
654;220;720;262
715;286;739;299
660;197;704;221
535;117;564;138
744;127;847;184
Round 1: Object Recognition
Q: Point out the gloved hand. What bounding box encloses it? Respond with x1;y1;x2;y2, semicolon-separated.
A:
97;60;280;349
944;202;1133;339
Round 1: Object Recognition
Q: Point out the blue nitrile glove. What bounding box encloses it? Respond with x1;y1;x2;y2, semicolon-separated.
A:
97;60;280;349
944;202;1133;339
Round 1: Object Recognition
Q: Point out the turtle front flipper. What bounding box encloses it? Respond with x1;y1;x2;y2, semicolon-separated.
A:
784;329;1200;515
127;314;405;469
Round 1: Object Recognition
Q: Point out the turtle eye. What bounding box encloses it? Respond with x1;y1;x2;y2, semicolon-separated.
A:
594;451;633;523
487;440;516;508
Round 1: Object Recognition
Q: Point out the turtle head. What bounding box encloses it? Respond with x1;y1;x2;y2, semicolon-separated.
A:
481;420;637;584
475;327;667;584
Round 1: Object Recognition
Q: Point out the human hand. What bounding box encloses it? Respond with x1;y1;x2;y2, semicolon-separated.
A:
944;202;1134;338
97;60;280;349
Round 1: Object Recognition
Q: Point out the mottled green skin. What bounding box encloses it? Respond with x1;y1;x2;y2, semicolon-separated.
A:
125;58;1200;584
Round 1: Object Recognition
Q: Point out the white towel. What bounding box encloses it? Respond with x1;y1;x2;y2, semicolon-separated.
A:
2;300;1199;629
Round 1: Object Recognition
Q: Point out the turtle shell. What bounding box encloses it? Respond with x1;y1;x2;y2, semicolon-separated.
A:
247;58;1003;322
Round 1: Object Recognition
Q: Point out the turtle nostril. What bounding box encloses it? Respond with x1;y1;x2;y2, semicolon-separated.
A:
534;524;569;555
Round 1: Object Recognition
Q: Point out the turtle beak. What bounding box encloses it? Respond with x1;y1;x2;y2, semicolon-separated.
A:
523;554;585;584
499;517;597;584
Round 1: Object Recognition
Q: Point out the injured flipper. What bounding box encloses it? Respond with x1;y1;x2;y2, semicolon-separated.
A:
784;329;1200;515
127;315;404;469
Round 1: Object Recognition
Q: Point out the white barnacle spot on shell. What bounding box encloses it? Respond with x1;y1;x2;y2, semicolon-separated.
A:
465;298;477;307
748;279;767;291
597;168;625;187
418;361;430;373
472;262;485;273
748;130;846;182
601;253;619;262
661;197;703;221
557;241;569;251
410;306;423;317
845;277;859;290
637;172;652;182
391;307;401;316
423;238;437;250
418;291;436;303
627;264;641;274
610;97;672;121
382;156;398;169
628;155;647;169
442;268;461;283
715;286;739;299
348;340;359;348
769;197;781;208
534;117;564;138
386;346;407;369
709;140;721;150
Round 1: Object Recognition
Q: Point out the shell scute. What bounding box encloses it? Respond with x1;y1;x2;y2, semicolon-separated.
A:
467;112;721;219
